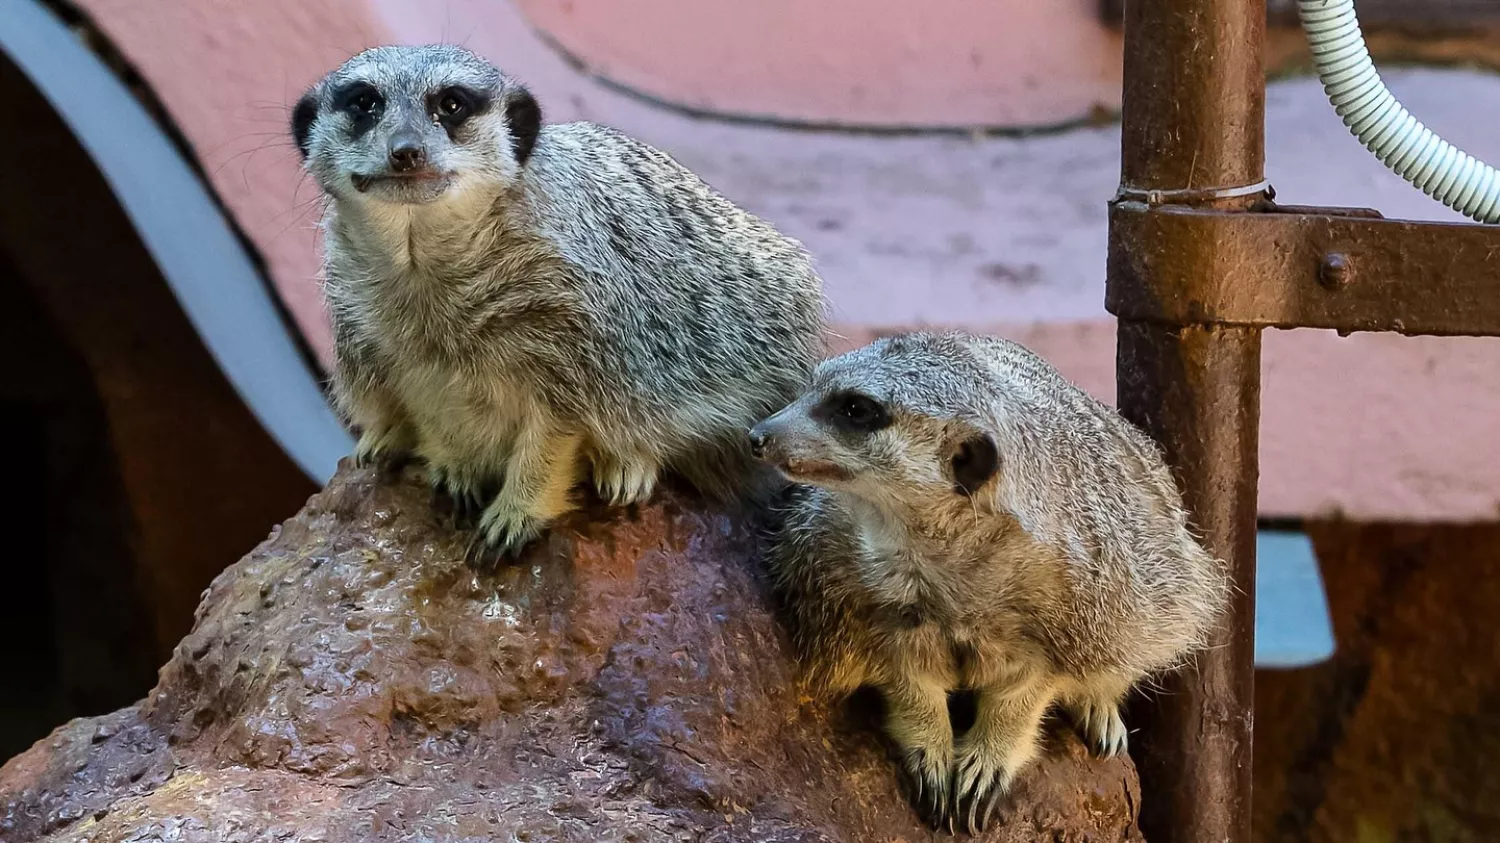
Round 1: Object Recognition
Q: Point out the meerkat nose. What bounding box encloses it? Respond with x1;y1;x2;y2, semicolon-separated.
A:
747;427;769;459
388;131;427;172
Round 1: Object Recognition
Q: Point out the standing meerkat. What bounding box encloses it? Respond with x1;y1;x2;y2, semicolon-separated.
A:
291;45;825;561
748;332;1228;834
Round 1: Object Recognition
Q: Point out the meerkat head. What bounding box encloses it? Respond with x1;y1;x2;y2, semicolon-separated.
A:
749;334;1002;514
291;45;540;206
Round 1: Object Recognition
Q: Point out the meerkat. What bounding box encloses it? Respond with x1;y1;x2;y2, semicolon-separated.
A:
291;45;825;561
748;332;1228;835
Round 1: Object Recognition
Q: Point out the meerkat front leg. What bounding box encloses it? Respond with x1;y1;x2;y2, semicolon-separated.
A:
472;417;584;564
428;462;500;524
1061;677;1131;759
587;444;661;507
354;416;416;469
880;675;956;830
341;383;416;470
333;336;415;470
419;429;506;525
952;675;1057;834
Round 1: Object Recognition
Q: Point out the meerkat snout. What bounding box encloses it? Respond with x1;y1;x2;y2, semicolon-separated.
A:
746;427;768;459
746;413;797;464
386;129;428;173
749;404;858;485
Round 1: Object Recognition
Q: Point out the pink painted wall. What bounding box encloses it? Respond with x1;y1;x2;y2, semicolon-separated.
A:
52;0;1500;522
510;0;1123;128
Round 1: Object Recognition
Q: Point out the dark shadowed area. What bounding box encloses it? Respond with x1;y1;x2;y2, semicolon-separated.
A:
1254;521;1500;843
0;49;315;763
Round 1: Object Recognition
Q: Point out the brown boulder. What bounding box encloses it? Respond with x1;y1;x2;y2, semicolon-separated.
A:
0;464;1144;842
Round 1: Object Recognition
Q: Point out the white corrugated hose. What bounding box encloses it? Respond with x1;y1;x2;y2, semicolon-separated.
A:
1299;0;1500;222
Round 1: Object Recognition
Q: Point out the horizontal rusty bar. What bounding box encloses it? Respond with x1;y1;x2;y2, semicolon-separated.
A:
1107;202;1500;337
1262;203;1385;219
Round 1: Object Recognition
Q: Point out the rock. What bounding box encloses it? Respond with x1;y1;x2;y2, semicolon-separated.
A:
1;464;1144;842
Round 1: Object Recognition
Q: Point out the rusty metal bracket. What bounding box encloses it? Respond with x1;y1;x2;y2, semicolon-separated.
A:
1107;201;1500;337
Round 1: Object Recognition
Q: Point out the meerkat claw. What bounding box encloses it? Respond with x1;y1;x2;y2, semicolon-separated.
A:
1071;699;1128;759
354;426;412;472
470;502;544;566
968;783;1005;835
463;532;503;572
353;437;381;468
456;482;499;526
898;746;953;830
952;749;1009;836
427;466;452;504
453;491;482;525
591;452;659;508
429;468;500;527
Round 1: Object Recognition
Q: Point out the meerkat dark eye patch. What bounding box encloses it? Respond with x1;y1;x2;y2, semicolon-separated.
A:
816;391;892;434
950;433;999;496
505;88;542;166
291;92;318;158
428;86;488;130
333;82;384;132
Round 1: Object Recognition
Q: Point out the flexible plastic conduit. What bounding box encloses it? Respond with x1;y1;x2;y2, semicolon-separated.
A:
1299;0;1500;223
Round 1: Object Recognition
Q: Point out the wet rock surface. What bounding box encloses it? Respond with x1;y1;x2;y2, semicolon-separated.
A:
1;464;1143;842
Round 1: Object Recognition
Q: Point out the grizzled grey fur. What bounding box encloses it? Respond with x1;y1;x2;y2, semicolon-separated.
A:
749;332;1228;835
292;45;825;560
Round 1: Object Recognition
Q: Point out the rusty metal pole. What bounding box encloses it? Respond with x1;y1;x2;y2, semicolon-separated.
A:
1112;0;1264;840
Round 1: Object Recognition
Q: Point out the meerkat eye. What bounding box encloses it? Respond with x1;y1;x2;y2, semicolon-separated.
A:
840;396;879;424
433;88;474;123
826;392;891;434
339;84;383;119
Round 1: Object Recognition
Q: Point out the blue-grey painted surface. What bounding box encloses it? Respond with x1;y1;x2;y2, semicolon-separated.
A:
1255;529;1336;668
0;0;353;484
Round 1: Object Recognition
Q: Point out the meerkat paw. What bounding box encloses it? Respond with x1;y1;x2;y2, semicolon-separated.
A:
468;500;547;568
590;450;660;507
1067;697;1128;759
882;680;957;830
428;465;500;525
354;423;415;471
897;745;954;830
951;742;1014;835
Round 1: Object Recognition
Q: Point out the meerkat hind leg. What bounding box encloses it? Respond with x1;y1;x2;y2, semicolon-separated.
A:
952;677;1057;835
472;425;584;565
881;677;957;830
1062;678;1130;759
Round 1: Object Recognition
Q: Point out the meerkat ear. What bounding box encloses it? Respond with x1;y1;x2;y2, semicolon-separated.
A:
505;87;542;166
949;432;999;496
291;91;318;159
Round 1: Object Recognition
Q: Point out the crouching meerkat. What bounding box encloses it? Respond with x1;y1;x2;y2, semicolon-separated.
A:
292;45;825;561
748;332;1228;834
